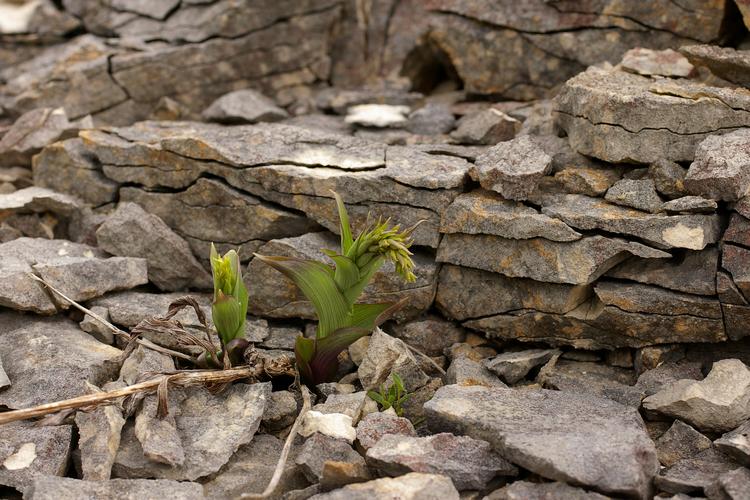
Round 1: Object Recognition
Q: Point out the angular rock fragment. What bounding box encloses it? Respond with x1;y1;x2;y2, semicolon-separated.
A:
355;411;417;452
313;393;373;424
295;433;365;483
655;448;743;495
25;477;205;500
80;305;114;344
425;384;658;499
0;238;147;314
262;390;299;431
446;357;507;389
485;349;560;384
0;314;120;409
705;467;750;500
724;213;750;248
437;232;669;285
593;281;722;319
686;130;750;202
554;163;623;197
470;135;552;200
556;67;750;163
716;420;750;471
0;422;72;494
319;460;372;491
345;104;410;128
390;317;465;358
656;420;713;468
451;109;520;145
202;89;289;124
96;202;211;291
542;194;720;250
643;359;750;433
486;480;610;500
300;412;357;444
539;359;641;408
604;178;663;213
0;186;80;218
620;48;693;78
662;196;717;214
358;328;429;392
309;472;459;500
366;433;517;490
723;245;750;302
0;353;9;389
75;393;126;480
440;190;581;242
650;159;688;199
680;45;750;87
407;103;455;135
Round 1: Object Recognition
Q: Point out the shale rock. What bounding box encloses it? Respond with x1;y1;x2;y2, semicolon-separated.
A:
450;109;520;145
202;89;289;124
25;477;205;500
0;107;87;166
486;480;610;500
686;130;750;202
309;472;459;500
485;349;560;384
662;196;717;214
715;421;750;467
366;433;517;490
358;328;430;392
620;48;693;78
295;433;365;483
425;385;658;499
656;420;713;468
655;448;743;495
0;186;80;218
355;411;417;452
604;178;663;213
75;394;126;480
680;45;750;87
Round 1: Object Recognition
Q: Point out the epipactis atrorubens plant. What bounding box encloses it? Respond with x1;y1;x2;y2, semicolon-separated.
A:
254;192;417;387
198;244;250;368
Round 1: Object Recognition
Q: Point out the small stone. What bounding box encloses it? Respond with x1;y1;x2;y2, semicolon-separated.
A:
662;196;718;214
447;357;507;388
484;349;560;384
680;44;750;87
554;164;623;197
319;461;373;491
299;412;356;444
260;326;301;350
656;420;713;468
355;411;417;452
717;271;748;305
345;104;410;128
295;433;365;483
470;135;553;200
0;422;72;494
539;359;641;408
0;108;82;167
650;159;688;199
202;89;289;124
96;202;211;291
723;245;750;302
314;392;373;424
75;388;126;481
485;480;610;500
643;359;750;433
390;316;466;357
25;477;205;500
358;328;429;392
705;467;750;500
724;213;750;248
262;390;299;431
655;448;742;495
605;179;663;213
715;421;750;467
366;433;517;490
686;130;750;202
620;48;694;77
407;103;455;135
451;109;520;145
0;186;80;218
0;353;10;389
79;305;114;344
308;472;459;500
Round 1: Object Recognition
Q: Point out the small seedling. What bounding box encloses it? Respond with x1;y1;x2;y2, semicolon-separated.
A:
367;373;409;417
254;192;418;386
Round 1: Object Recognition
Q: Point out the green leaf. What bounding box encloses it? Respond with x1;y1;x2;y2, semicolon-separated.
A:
253;255;350;338
392;373;405;392
328;254;360;294
212;293;242;345
367;391;387;406
332;191;354;254
349;303;392;330
295;336;316;384
343;255;385;304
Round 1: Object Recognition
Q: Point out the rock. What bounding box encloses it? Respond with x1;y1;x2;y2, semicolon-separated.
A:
345;104;410;128
436;265;591;321
724;213;750;248
390;317;465;357
722;245;750;303
0;353;9;389
0;314;120;409
96;202;211;291
541;194;720;250
539;359;641;408
604;179;663;213
556;66;750;163
0;107;85;166
680;45;750;87
308;472;459;500
113;382;270;480
650;159;688;199
620;48;694;77
686;130;750;202
446;357;507;389
593;281;722;320
75;393;126;480
260;326;301;350
705;467;750;500
0;422;72;494
299;412;357;444
554;164;623;197
606;247;718;296
358;328;429;392
718;271;748;305
424;385;659;499
366;433;516;490
450;109;520;145
295;433;365;483
715;421;750;467
656;420;713;468
643;359;750;433
486;480;610;500
262;390;299;432
485;349;560;384
319;461;373;491
440;189;581;242
79;306;114;344
0;186;80;219
0;237;148;314
203;434;308;499
655;448;743;495
314;392;374;424
25;477;205;500
437;233;669;285
470;135;552;200
355;411;417;452
406;104;455;135
248;232;437;321
662;196;718;214
202;89;289;124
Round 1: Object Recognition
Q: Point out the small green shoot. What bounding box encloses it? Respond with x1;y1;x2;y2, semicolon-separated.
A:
367;373;409;417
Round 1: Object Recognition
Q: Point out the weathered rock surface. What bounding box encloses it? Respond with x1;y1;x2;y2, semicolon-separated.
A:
366;432;516;490
407;103;455;135
556;67;750;163
486;480;610;500
0;422;72;494
643;359;750;433
451;109;520;145
722;245;750;303
425;385;658;499
75;394;126;480
309;472;459;500
605;178;663;213
485;349;560;384
96;202;211;291
656;420;713;468
620;48;693;78
593;281;722;320
390;317;465;357
680;45;750;87
724;213;750;248
650;159;688;199
355;411;417;452
705;467;750;500
446;357;507;388
358;328;429;392
25;476;205;500
715;421;750;467
295;432;365;483
686;130;750;202
299;412;357;444
0;314;120;409
202;89;289;124
539;359;641;408
0;186;80;218
655;448;743;495
662;196;717;214
0;107;87;166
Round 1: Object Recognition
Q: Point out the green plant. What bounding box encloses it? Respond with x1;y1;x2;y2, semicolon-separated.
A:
367;373;409;416
254;192;417;387
197;244;249;367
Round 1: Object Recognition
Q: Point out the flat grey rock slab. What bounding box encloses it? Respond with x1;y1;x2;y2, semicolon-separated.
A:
484;349;560;384
715;420;750;467
485;480;610;500
620;48;694;78
656;420;713;468
355;411;417;452
202;88;289;124
680;44;750;87
309;472;459;500
25;476;205;500
686;129;750;202
424;384;658;499
655;448;743;495
605;178;664;213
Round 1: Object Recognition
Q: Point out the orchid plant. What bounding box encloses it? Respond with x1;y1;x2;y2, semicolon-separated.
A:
254;192;417;387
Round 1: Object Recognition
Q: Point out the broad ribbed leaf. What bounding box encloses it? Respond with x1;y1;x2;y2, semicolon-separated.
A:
307;326;371;384
343;255;385;304
295;336;316;383
349;303;393;330
254;254;350;338
212;293;241;345
333;191;353;254
329;254;360;295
